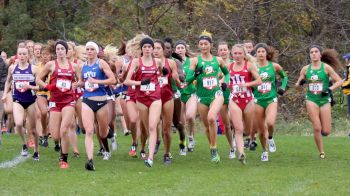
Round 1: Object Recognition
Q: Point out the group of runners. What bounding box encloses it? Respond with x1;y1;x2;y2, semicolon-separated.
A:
0;30;344;170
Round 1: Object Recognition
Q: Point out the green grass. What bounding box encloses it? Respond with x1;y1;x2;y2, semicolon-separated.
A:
0;130;350;195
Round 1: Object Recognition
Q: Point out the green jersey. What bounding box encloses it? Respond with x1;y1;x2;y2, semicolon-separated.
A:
305;62;330;106
180;57;196;95
196;55;221;98
254;61;277;101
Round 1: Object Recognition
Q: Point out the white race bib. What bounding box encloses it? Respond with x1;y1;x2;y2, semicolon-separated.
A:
56;79;71;92
158;77;168;87
140;83;156;92
309;82;323;94
232;85;247;94
85;81;99;92
15;81;29;93
202;77;218;90
257;82;271;93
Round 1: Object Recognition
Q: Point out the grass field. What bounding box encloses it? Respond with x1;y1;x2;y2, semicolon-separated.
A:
0;126;350;196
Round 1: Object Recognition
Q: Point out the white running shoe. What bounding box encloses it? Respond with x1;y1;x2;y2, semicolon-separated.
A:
21;146;29;157
268;138;276;153
180;144;187;156
103;151;111;160
232;136;236;150
111;134;118;151
261;151;269;162
228;148;236;159
188;137;195;152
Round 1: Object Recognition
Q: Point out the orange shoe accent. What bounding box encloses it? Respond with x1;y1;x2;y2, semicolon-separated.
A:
1;127;8;133
129;149;137;157
59;161;69;169
28;139;35;148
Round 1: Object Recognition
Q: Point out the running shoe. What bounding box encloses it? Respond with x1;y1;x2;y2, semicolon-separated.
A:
54;142;60;152
33;151;39;161
97;147;104;156
103;151;111;160
154;140;161;154
28;139;35;148
229;148;236;159
123;129;131;136
188;137;195;152
320;152;326;160
21;145;29;157
163;154;172;165
261;151;269;162
42;137;49;148
111;133;117;151
59;161;69;169
140;150;147;160
268;138;276;153
168;152;173;159
85;160;95;171
144;158;153;168
129;144;137;157
210;149;220;163
249;141;257;151
238;153;246;165
38;136;44;146
73;152;80;158
179;143;187;156
244;138;250;149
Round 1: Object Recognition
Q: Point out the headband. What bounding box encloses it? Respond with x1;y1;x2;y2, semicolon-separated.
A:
86;41;100;53
175;40;187;48
140;37;154;49
309;44;323;53
199;35;212;43
55;40;68;54
254;43;269;53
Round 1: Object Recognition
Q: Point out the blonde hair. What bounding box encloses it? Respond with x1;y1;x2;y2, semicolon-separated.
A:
232;44;253;63
126;33;147;58
75;45;86;62
104;44;118;62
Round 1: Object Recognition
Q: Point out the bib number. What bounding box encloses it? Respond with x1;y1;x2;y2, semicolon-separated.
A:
257;82;271;93
232;85;247;94
158;77;168;87
309;82;323;94
202;77;218;90
85;81;99;92
56;79;71;92
15;81;29;93
140;83;155;92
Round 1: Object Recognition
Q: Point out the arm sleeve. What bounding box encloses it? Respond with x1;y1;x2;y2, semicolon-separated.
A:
278;70;288;90
185;69;196;84
220;66;230;84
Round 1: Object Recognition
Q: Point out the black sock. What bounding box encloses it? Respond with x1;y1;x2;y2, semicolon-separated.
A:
62;153;68;162
23;144;27;149
101;137;110;152
268;136;273;139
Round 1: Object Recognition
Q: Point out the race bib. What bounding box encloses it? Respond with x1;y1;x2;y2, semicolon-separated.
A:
48;102;56;109
85;81;99;92
15;81;29;93
140;82;156;92
158;77;168;87
174;90;181;99
232;85;247;94
257;82;271;93
202;77;218;90
309;82;323;94
56;79;71;92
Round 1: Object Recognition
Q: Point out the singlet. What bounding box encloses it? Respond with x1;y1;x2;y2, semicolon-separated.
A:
180;57;196;95
36;62;50;97
135;57;161;100
253;61;277;101
306;62;329;100
12;64;36;102
196;55;221;98
49;60;76;103
229;61;253;99
159;58;174;96
82;59;107;97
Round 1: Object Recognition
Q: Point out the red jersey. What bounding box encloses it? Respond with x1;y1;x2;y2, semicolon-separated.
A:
159;58;174;102
49;60;76;103
135;57;161;103
229;61;253;100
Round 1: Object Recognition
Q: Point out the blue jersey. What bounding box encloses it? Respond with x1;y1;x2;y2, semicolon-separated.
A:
82;59;107;97
12;64;36;102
